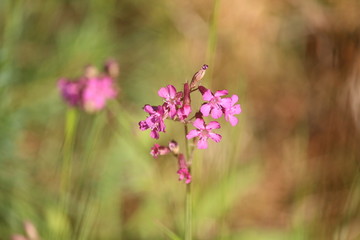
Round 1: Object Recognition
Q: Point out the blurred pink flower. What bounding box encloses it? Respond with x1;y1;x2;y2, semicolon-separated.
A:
177;154;191;184
186;118;222;149
58;78;85;107
83;77;117;112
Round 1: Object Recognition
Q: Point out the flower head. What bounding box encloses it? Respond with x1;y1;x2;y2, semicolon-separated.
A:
139;105;166;139
83;77;117;113
186;118;222;149
158;85;182;118
199;87;229;119
177;154;191;184
223;95;242;126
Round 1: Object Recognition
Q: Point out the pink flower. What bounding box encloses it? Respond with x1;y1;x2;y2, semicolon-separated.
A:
223;95;242;126
177;154;191;184
139;105;166;139
83;77;117;112
186;118;222;149
58;78;85;106
158;85;182;118
199;87;229;119
150;144;170;158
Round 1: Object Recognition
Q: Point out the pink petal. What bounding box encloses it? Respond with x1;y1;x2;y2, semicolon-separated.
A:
158;87;170;99
231;94;239;104
186;129;199;139
167;85;177;98
150;130;159;139
210;107;223;119
227;115;238;126
193;118;205;130
209;132;222;142
143;105;155;114
200;104;211;116
220;97;232;109
197;139;208;149
233;104;242;114
202;90;214;101
214;90;228;97
206;121;221;130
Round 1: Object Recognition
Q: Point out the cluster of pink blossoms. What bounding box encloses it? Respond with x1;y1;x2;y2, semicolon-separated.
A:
58;59;119;113
139;64;242;184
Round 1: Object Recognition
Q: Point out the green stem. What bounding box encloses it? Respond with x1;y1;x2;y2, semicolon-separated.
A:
185;177;192;240
57;108;78;240
184;124;192;240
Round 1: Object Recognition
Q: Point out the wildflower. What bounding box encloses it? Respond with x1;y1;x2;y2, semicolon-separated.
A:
139;105;166;139
58;78;84;107
223;94;242;126
199;87;229;119
177;154;191;184
190;64;208;89
150;144;170;158
82;77;117;113
158;85;182;118
186;118;222;149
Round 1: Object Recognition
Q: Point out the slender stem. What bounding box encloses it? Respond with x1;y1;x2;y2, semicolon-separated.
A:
185;175;192;240
184;124;192;240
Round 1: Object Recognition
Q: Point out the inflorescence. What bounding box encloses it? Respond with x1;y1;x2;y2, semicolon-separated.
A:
139;64;242;184
58;59;119;113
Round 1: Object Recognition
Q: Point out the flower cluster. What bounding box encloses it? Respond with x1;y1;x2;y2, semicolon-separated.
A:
138;64;242;183
58;59;118;113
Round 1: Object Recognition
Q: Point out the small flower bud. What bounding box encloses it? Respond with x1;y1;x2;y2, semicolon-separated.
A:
104;59;120;78
84;65;99;78
183;83;191;106
24;221;39;240
168;140;179;154
190;64;208;89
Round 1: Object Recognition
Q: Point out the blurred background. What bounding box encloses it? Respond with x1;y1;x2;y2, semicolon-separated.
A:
1;0;360;239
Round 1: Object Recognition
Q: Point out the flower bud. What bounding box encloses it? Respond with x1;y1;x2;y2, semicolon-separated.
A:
84;65;98;78
104;59;120;78
190;64;208;89
24;221;39;240
168;140;179;154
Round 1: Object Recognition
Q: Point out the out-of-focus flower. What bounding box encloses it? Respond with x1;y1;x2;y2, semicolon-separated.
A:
150;144;170;158
186;118;222;149
177;154;191;184
83;77;117;113
223;95;242;126
58;60;119;113
139;105;166;139
199;87;229;119
158;85;182;119
58;78;84;107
